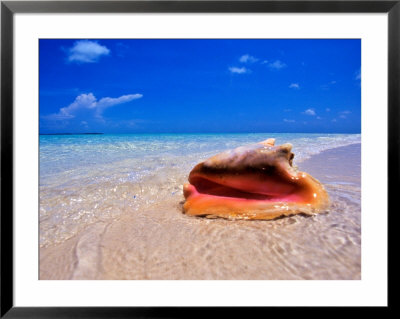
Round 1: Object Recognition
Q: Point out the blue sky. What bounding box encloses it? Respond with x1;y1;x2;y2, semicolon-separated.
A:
39;39;361;134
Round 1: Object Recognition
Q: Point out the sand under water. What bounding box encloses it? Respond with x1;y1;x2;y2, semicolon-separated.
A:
40;141;361;280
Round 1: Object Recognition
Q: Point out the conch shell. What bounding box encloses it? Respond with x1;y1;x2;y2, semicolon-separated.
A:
183;138;329;220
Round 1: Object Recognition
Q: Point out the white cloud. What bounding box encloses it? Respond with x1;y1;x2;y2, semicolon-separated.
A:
268;60;286;70
283;119;295;123
332;118;337;122
339;110;351;119
44;93;143;121
303;108;316;116
326;108;331;112
261;60;269;64
320;80;337;90
239;54;258;63
67;40;110;63
289;83;300;89
229;66;249;74
80;121;89;128
355;69;361;80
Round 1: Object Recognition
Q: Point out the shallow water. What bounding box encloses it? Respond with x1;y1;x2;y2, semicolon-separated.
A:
39;133;361;280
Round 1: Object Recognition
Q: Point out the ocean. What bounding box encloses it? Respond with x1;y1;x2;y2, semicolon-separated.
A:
39;133;361;280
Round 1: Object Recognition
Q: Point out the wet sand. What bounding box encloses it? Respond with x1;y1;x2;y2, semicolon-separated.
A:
40;143;361;280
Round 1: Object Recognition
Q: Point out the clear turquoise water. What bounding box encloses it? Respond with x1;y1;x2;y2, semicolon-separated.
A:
39;133;361;247
40;133;360;183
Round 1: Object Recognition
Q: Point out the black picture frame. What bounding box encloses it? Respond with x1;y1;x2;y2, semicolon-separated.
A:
1;0;395;317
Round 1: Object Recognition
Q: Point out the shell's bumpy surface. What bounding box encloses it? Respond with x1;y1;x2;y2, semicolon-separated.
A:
183;139;330;220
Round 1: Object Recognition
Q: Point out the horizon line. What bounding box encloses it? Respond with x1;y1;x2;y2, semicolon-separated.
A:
39;131;361;135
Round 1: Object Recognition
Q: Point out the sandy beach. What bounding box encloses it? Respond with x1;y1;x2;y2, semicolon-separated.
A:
40;142;361;280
